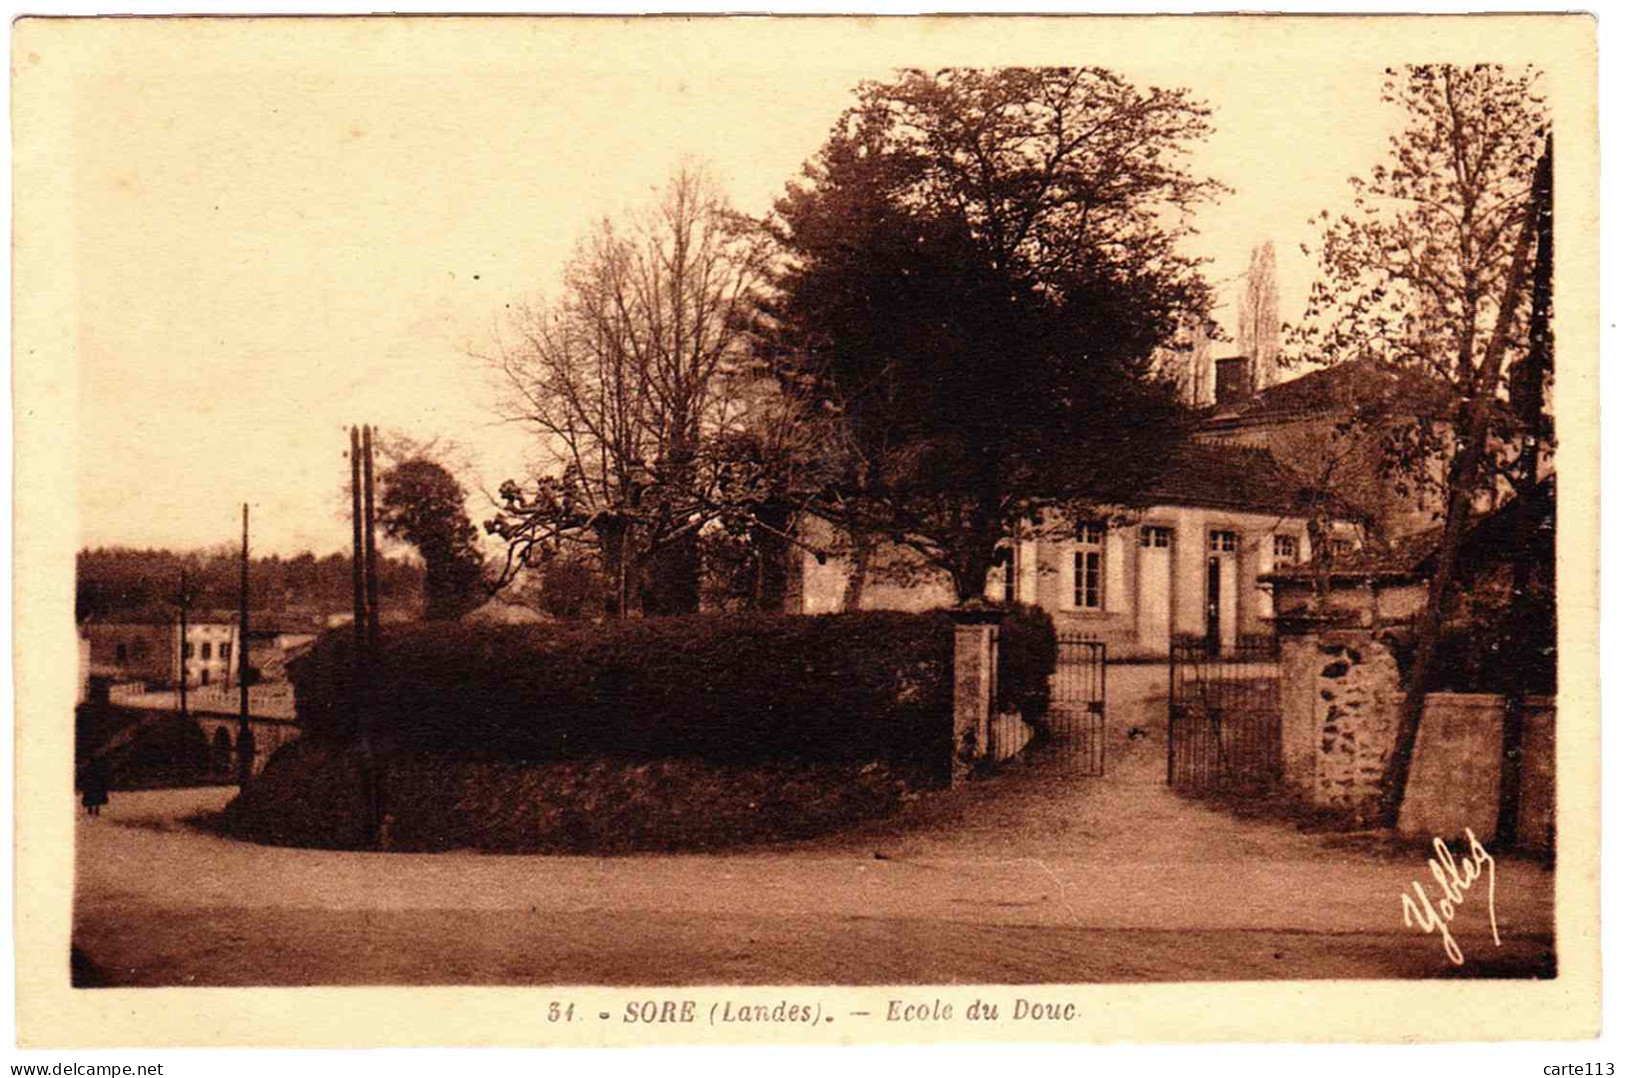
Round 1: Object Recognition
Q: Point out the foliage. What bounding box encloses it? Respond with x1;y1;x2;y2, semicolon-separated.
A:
76;546;423;623
1294;65;1550;828
482;166;826;617
289;612;974;775
222;741;372;849
82;713;212;789
763;67;1218;601
516;549;607;620
223;743;915;853
1292;65;1552;509
994;602;1057;722
377;457;488;620
1432;568;1556;695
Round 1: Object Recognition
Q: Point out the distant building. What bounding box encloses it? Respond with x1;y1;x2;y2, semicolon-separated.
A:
77;634;91;705
81;612;321;689
461;597;550;626
1194;358;1455;541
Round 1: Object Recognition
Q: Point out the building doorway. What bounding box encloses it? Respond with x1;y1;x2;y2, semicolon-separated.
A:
1206;530;1238;654
1137;526;1172;651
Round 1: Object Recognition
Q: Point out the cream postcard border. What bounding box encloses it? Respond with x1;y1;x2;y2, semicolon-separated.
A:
12;13;1601;1048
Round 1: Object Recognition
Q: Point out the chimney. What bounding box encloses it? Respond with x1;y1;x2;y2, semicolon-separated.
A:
1213;355;1253;408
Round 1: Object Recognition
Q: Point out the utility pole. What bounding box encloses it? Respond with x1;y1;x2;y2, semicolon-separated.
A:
238;503;253;786
176;568;190;718
351;426;367;662
363;425;381;653
351;426;380;846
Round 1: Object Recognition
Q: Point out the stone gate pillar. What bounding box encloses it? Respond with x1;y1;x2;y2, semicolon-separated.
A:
950;603;1005;785
1275;613;1331;797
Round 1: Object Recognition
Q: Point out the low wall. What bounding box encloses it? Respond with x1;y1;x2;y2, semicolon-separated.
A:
1278;624;1554;849
1515;696;1556;854
1391;693;1554;851
1396;693;1505;840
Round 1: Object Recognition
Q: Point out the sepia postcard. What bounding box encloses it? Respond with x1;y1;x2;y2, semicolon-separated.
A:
11;12;1601;1049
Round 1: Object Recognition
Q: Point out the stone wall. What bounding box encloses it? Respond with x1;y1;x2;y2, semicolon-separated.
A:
1280;622;1557;849
1393;693;1557;850
1280;624;1403;818
951;621;996;783
1309;631;1402;816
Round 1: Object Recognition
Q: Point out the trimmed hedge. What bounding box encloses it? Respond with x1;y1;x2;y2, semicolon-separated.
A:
290;606;1057;773
292;611;956;771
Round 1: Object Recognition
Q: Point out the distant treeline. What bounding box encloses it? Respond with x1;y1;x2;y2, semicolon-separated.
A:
77;546;424;624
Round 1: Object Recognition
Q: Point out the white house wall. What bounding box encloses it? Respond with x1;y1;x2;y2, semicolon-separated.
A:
794;506;1349;656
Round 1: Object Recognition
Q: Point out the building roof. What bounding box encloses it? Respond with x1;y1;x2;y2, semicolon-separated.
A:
1133;442;1347;519
1199;358;1457;430
461;597;551;625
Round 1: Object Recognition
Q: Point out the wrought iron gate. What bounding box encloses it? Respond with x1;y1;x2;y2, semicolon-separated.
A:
1035;633;1106;774
1167;634;1281;790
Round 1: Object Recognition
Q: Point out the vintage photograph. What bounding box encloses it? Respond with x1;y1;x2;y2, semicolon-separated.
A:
12;13;1599;1047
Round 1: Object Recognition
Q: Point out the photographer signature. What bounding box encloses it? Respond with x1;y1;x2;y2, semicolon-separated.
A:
1400;827;1501;966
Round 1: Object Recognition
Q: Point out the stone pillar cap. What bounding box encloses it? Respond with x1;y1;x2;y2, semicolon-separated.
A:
949;600;1008;625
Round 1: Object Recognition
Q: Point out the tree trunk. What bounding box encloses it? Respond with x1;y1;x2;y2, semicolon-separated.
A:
750;499;793;612
641;528;701;615
1378;150;1543;829
594;515;632;618
842;529;872;612
1497;133;1554;846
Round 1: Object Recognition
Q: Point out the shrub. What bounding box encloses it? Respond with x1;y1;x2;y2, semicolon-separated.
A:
289;611;961;773
223;740;914;853
994;602;1057;721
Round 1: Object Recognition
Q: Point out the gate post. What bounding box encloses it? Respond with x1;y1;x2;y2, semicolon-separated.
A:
950;603;1005;785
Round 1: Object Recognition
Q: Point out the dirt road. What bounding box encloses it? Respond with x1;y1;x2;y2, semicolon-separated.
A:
72;666;1554;986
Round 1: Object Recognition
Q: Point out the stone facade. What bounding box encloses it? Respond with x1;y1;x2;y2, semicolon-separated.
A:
1280;627;1401;816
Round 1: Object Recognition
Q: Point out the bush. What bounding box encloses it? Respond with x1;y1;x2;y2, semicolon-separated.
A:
290;611;962;773
223;740;915;853
994;603;1057;721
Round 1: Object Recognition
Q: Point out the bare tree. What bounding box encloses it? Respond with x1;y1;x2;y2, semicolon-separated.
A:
483;166;782;616
1294;64;1550;827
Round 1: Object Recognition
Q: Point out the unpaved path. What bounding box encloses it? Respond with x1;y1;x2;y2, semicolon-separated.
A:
72;666;1554;986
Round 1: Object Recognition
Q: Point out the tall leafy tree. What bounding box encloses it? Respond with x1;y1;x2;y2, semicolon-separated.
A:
1295;65;1550;512
377;458;488;620
1293;64;1551;825
763;67;1222;602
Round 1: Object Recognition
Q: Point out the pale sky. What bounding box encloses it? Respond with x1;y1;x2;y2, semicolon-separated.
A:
67;18;1405;557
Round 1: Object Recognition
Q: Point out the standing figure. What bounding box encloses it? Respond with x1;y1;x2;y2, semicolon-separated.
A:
80;756;110;817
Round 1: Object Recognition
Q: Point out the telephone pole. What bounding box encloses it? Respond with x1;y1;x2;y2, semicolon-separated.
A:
363;425;381;654
351;425;381;846
176;568;190;717
238;502;253;786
